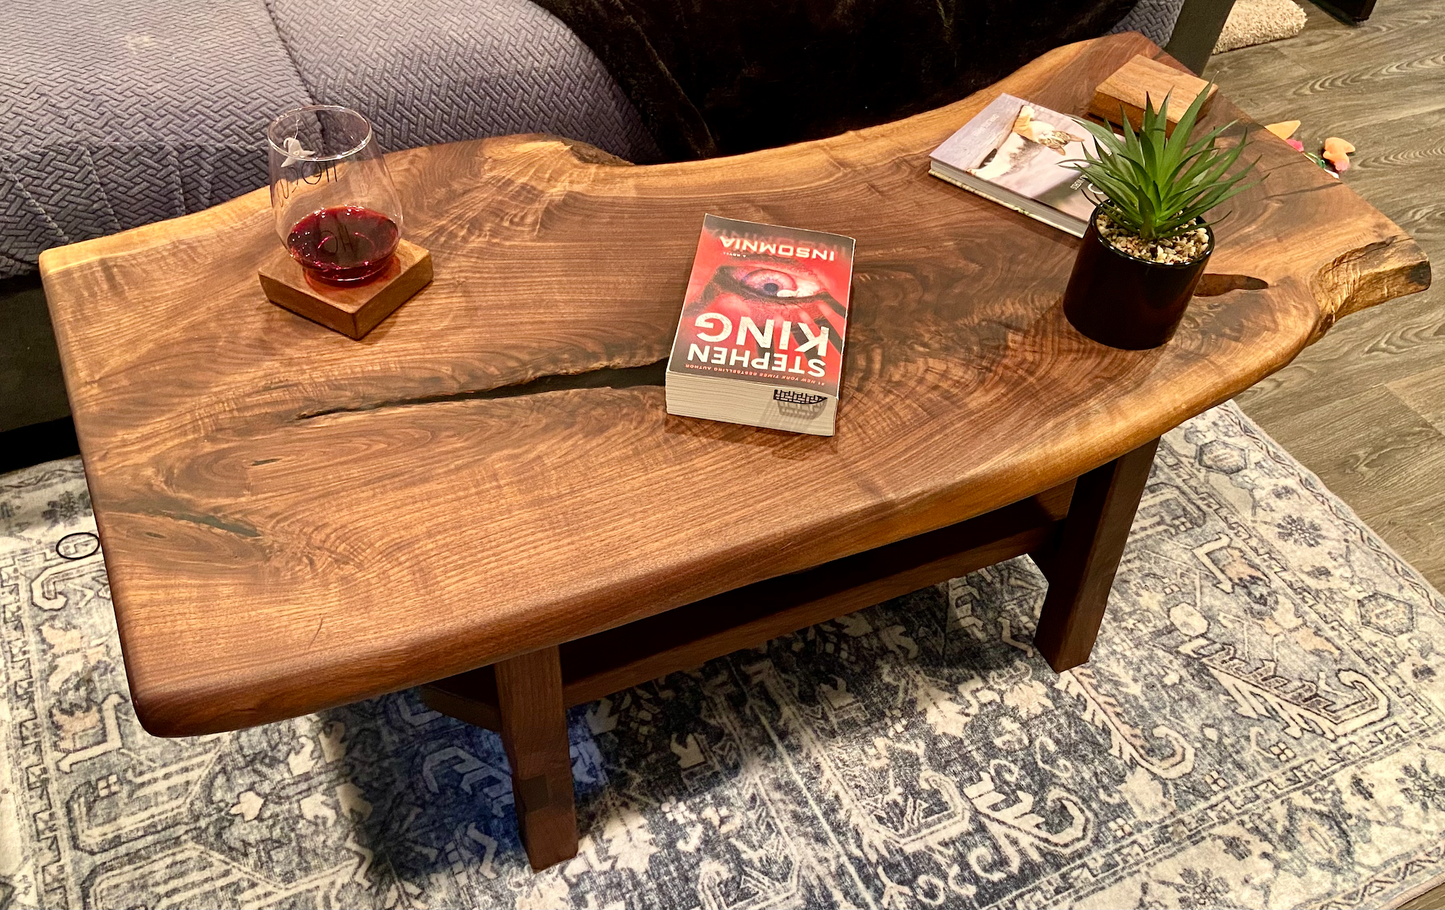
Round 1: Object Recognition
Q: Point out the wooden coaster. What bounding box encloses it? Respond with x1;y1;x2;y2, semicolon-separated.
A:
1088;55;1217;136
259;239;433;339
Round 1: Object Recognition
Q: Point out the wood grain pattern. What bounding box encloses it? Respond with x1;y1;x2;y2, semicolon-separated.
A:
494;647;578;869
559;482;1075;706
38;33;1428;737
1034;437;1159;671
1402;872;1445;910
1088;54;1217;133
417;481;1073;726
1388;362;1445;436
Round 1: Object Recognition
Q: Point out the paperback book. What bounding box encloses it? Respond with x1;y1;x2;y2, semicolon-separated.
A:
929;93;1101;237
665;214;856;436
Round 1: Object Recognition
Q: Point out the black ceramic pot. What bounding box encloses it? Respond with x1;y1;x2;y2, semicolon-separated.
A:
1062;207;1214;350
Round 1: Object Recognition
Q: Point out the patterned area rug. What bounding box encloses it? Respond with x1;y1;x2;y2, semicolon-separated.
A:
3;402;1444;909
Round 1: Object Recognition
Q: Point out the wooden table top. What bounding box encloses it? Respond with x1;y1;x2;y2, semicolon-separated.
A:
40;34;1429;736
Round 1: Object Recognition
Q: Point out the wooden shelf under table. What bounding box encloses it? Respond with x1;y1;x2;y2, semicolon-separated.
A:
421;480;1075;729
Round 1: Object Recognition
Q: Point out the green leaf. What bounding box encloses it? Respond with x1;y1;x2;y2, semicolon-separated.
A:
1073;116;1122;148
1158;86;1215;177
1070;73;1257;246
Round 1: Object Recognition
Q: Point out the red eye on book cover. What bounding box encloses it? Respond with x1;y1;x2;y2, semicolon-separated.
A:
665;214;856;436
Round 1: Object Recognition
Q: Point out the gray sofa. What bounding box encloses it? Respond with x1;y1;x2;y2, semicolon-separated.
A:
0;0;1218;460
0;0;1215;280
0;0;659;280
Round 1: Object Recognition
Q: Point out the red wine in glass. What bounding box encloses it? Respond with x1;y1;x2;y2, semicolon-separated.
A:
286;205;399;285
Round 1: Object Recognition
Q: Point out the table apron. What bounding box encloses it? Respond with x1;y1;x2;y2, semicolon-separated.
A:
422;475;1079;727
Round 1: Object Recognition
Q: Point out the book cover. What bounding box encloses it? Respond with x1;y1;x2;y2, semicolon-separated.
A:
930;93;1100;230
666;214;856;396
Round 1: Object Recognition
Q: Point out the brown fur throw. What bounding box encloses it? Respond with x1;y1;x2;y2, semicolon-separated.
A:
532;0;1139;160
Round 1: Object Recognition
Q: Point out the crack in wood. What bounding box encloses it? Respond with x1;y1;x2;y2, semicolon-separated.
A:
1331;237;1397;264
163;512;263;538
1196;274;1270;296
295;358;668;421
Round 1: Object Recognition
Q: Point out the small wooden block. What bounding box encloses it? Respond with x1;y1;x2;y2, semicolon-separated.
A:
259;238;433;339
1088;55;1217;136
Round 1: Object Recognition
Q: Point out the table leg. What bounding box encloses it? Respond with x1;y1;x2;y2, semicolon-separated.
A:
1033;437;1159;672
494;646;578;870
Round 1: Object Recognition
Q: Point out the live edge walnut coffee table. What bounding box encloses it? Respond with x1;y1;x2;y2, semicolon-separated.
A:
41;35;1429;871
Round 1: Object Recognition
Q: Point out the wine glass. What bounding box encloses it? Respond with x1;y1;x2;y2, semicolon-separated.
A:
267;106;404;285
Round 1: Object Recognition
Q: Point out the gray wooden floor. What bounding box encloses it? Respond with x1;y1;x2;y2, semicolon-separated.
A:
1205;0;1445;595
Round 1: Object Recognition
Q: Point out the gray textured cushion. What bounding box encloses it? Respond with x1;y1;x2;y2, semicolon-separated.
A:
1111;0;1190;45
264;0;660;164
0;0;314;277
0;0;656;278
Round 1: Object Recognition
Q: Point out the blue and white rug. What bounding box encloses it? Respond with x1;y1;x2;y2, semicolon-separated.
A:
2;402;1444;909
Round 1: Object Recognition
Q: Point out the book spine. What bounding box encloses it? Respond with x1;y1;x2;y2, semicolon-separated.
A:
928;167;1086;239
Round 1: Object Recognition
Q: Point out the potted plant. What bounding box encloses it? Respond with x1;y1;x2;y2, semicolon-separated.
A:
1062;88;1258;350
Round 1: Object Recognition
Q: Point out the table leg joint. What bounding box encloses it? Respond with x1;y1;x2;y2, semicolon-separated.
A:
494;646;578;870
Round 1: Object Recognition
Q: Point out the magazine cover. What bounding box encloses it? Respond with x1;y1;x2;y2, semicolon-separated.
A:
667;214;856;394
931;93;1099;224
